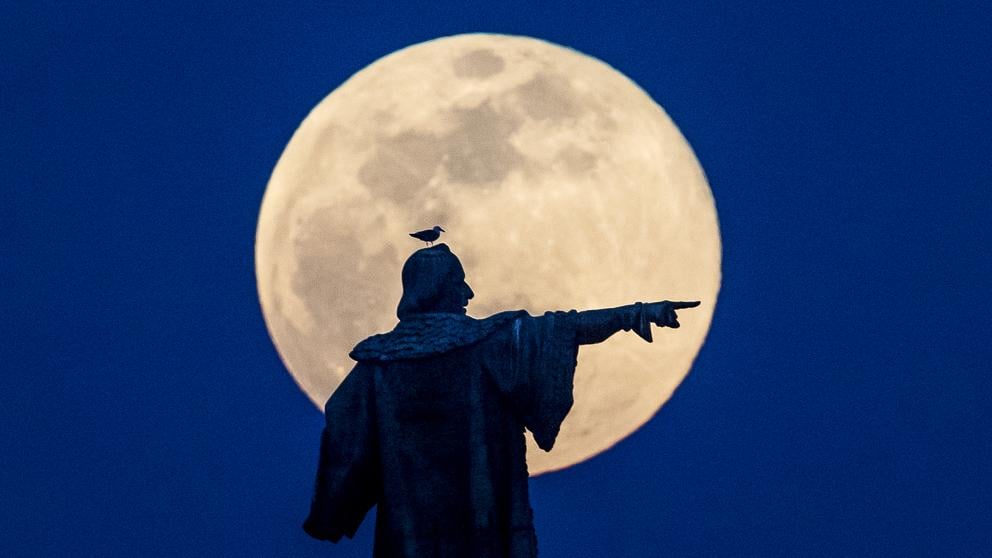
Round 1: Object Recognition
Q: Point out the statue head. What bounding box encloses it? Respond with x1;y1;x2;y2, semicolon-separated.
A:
396;244;474;320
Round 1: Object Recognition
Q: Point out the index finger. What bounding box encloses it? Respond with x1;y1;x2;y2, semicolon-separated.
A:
670;300;701;309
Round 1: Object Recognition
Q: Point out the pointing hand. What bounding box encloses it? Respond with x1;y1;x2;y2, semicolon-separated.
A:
646;300;701;330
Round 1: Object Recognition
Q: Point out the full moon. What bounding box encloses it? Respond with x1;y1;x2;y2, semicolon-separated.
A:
256;34;721;475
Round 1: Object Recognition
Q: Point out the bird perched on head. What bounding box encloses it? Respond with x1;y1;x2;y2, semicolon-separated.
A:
409;225;445;246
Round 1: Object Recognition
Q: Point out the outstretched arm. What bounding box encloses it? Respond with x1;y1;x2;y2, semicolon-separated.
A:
574;300;700;345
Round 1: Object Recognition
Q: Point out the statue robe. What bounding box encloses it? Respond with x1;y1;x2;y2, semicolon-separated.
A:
303;310;580;557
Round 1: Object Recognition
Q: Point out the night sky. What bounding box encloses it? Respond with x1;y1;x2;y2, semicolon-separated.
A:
5;2;991;556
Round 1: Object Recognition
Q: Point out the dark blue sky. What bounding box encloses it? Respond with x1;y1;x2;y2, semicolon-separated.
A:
4;2;990;556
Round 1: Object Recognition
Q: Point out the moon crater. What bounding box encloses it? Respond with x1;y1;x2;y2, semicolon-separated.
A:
453;49;506;79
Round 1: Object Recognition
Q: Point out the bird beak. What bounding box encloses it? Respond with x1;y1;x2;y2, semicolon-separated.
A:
439;227;446;232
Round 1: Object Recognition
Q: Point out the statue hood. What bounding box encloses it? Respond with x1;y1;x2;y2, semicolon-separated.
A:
396;243;466;320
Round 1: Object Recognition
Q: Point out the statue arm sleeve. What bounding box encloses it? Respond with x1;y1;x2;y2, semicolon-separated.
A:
502;312;580;451
574;303;649;345
303;364;379;542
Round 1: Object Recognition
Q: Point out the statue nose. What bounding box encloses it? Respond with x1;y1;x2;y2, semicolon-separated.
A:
464;283;474;300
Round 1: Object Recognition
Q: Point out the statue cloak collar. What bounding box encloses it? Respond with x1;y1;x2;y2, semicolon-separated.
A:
349;310;526;362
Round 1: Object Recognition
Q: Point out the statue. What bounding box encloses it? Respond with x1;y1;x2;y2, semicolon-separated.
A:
303;243;699;557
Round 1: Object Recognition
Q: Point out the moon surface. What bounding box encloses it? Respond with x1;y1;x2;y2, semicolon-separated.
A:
255;34;721;475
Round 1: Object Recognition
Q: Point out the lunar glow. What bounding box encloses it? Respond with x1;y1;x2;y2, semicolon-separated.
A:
255;34;721;475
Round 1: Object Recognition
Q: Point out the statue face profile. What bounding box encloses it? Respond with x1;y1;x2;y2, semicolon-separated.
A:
396;244;474;319
447;267;475;313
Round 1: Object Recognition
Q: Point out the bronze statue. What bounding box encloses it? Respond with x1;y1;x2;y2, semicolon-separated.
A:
304;243;698;557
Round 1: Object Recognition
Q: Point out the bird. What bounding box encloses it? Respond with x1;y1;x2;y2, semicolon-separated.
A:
409;225;445;246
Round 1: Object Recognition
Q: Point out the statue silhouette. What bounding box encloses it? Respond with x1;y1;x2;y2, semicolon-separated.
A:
303;243;699;557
